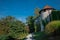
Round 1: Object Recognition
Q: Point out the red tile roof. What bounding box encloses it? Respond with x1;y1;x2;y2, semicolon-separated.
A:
44;5;52;9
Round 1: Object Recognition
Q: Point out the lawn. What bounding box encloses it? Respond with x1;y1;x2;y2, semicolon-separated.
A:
34;32;48;40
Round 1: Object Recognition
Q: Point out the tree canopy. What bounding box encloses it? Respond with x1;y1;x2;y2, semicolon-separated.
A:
0;16;27;40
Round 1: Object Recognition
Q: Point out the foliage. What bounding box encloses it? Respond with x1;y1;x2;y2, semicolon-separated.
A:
50;10;60;21
25;25;30;33
26;16;35;33
41;10;60;29
0;16;28;40
0;35;8;40
34;7;40;15
34;7;41;32
45;21;60;34
34;32;48;40
34;20;41;32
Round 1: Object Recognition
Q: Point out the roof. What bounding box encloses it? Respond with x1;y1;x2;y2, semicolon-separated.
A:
44;5;52;9
39;5;55;14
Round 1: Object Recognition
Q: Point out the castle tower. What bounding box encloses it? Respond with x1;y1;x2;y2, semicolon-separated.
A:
40;5;55;31
40;5;55;20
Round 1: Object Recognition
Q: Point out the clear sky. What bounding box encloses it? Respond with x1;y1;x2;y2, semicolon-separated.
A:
0;0;60;23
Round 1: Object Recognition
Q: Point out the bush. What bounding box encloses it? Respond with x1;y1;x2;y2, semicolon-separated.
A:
45;21;60;34
0;35;8;40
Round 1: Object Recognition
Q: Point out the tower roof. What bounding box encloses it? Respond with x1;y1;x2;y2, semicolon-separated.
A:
39;5;55;14
44;5;52;9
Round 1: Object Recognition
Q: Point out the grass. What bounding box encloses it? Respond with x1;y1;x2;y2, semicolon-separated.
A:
34;32;48;40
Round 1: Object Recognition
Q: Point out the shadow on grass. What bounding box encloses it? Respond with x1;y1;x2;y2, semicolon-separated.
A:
34;32;48;40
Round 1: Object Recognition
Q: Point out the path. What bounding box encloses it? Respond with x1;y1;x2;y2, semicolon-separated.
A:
25;33;35;40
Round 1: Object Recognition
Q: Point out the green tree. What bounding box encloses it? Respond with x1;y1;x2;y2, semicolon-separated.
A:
0;16;15;34
34;7;41;32
34;7;40;15
26;16;35;33
0;16;27;40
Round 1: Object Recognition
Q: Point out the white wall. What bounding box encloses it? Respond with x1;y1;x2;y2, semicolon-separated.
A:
41;10;52;20
40;9;52;31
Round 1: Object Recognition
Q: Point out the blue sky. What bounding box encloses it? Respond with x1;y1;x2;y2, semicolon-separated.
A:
0;0;60;23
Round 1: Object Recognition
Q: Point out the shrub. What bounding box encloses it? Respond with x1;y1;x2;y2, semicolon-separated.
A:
45;21;60;34
0;35;8;40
